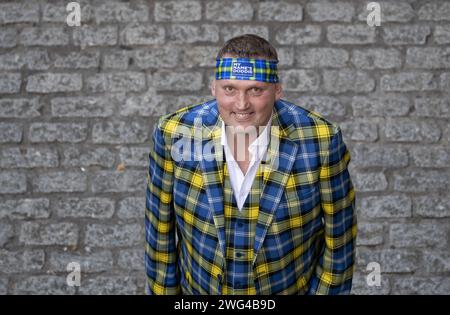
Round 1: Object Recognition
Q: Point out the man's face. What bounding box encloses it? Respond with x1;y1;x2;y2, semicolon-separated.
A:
211;78;282;130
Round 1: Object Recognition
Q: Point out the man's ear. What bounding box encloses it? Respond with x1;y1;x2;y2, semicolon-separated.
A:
274;83;283;101
210;78;216;97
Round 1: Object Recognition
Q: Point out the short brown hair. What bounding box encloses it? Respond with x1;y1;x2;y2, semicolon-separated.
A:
216;34;278;61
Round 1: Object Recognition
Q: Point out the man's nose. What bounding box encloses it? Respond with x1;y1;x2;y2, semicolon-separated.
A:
236;92;250;110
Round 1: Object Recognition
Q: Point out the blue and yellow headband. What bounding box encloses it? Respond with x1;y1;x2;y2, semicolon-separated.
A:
215;58;279;83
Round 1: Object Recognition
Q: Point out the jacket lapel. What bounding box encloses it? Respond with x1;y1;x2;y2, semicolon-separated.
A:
253;101;298;265
197;101;227;259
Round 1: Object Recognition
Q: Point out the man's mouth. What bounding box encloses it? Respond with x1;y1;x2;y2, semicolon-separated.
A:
233;112;254;121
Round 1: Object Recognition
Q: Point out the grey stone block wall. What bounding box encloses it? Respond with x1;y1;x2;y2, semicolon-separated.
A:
0;0;449;295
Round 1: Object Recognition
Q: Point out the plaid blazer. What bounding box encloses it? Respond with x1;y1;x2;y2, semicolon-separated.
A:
145;99;356;295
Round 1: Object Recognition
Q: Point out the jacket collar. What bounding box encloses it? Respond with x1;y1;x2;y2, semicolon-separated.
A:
220;117;272;164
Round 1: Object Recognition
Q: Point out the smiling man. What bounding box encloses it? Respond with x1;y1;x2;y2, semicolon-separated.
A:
145;34;357;295
212;59;282;181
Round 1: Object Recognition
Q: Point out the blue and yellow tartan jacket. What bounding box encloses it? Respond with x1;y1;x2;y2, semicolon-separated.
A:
145;99;357;295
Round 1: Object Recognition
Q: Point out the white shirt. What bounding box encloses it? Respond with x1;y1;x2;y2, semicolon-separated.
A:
221;119;271;211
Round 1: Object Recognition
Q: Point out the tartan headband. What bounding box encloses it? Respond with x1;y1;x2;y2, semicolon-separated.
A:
215;58;279;83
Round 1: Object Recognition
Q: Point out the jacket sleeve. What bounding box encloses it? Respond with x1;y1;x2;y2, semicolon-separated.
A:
307;127;357;295
145;121;180;295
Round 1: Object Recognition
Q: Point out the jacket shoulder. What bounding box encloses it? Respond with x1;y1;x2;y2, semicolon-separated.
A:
277;99;340;140
156;100;213;137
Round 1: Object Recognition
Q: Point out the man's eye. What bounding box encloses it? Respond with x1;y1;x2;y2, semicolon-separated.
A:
224;86;234;92
252;87;262;93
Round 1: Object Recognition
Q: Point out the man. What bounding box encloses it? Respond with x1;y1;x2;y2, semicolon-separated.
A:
145;34;356;295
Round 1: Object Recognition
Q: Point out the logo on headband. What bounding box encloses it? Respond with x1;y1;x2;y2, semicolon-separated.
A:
231;61;254;78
